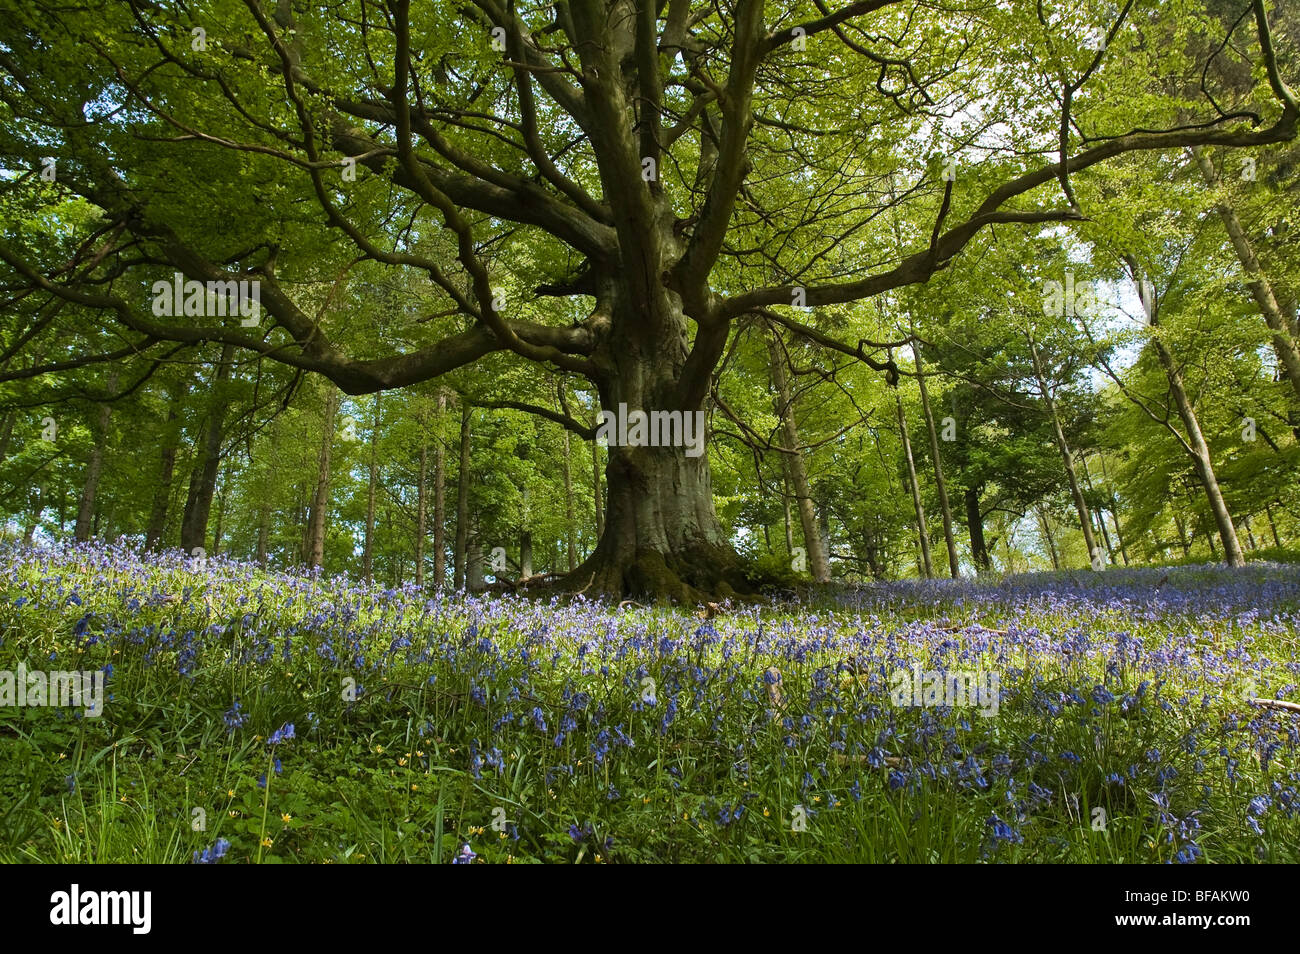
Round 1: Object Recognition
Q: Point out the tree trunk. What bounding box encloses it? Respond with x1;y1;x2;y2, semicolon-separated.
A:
75;370;118;542
453;399;471;591
433;390;447;590
146;379;187;550
913;340;961;577
766;328;830;583
466;530;485;592
0;410;15;469
256;500;270;566
562;426;578;571
1097;453;1130;565
181;344;234;553
364;392;381;585
1153;337;1246;566
212;469;226;556
304;388;339;569
1193;147;1300;404
1265;503;1282;548
896;388;933;577
1029;337;1098;566
591;418;604;540
1037;507;1060;570
1079;453;1116;563
415;418;428;588
965;487;991;572
1174;513;1192;558
520;528;533;579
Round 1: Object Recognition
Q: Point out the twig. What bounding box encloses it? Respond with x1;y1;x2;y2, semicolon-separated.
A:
1248;698;1300;715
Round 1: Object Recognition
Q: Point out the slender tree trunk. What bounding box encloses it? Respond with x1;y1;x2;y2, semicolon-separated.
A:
520;528;533;579
766;329;830;582
0;410;15;469
146;380;187;549
1097;454;1130;565
591;418;604;540
415;416;428;588
181;345;234;552
561;427;578;571
782;471;794;552
1265;503;1282;548
1174;513;1192;557
305;388;339;569
75;369;118;542
454;400;472;591
1079;453;1116;563
1030;338;1098;565
23;490;39;545
1193;148;1300;404
256;500;270;566
965;487;991;571
896;389;933;578
212;469;226;556
913;340;960;577
433;390;447;590
364;392;381;586
466;529;485;592
1037;507;1060;570
1152;338;1245;567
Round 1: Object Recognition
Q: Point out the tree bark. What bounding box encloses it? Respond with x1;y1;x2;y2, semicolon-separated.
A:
75;369;118;542
520;528;533;579
364;391;381;585
1029;337;1098;566
181;345;234;553
896;388;933;578
1153;336;1246;566
1193;147;1300;404
913;340;961;577
561;426;578;571
964;487;991;572
766;328;830;583
453;399;471;591
415;411;428;588
304;387;339;569
146;379;188;550
433;390;447;590
1037;507;1060;570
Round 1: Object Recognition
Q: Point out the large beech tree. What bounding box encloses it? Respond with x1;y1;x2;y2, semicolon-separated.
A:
1;0;1296;597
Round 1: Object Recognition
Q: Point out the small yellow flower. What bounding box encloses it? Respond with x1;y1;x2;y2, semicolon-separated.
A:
229;810;239;817
397;757;408;766
227;789;236;798
416;750;424;758
642;796;651;804
411;784;419;791
58;752;67;761
813;796;821;803
281;813;292;824
594;854;603;863
763;808;771;817
119;795;128;803
470;826;485;836
260;837;273;848
375;745;384;754
499;832;507;839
